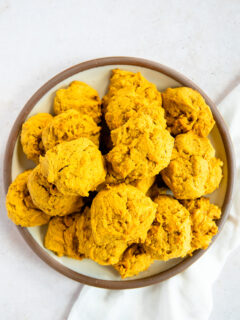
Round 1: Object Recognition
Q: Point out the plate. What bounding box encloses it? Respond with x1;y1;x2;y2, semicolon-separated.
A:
4;57;235;289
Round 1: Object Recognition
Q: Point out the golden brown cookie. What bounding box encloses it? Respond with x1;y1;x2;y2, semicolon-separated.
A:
44;214;83;259
161;132;223;199
91;184;157;245
97;161;155;194
21;113;53;163
103;69;165;130
28;165;84;216
162;87;215;137
53;81;101;123
103;69;161;105
76;207;127;265
106;115;174;181
144;195;192;260
114;244;153;278
171;130;215;159
42;109;101;151
193;99;215;137
104;88;166;130
162;156;209;199
6;170;50;227
40;138;106;197
205;158;224;194
181;197;221;254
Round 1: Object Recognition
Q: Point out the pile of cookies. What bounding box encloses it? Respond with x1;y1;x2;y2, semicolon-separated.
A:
6;70;223;278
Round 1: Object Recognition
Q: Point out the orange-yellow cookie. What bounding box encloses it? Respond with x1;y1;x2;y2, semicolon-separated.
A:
76;207;127;265
205;158;223;194
91;184;157;245
44;214;83;259
144;195;192;260
106;115;174;181
162;87;215;136
103;69;166;130
42;109;100;151
181;197;221;254
97;161;155;194
161;132;223;199
28;165;84;216
6;170;50;227
40;138;106;197
21;113;53;163
53;81;101;123
114;244;153;278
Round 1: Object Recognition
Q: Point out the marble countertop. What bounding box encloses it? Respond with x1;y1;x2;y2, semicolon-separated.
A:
0;0;239;319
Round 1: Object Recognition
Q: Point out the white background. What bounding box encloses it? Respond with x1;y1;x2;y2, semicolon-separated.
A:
0;0;240;319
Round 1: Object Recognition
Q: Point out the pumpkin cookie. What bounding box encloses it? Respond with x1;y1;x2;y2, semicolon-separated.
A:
91;184;157;245
205;158;224;194
103;69;165;130
42;109;100;151
21;113;53;163
28;165;84;216
162;87;215;137
97;161;155;194
44;214;83;259
54;81;101;123
144;195;192;260
107;115;174;180
161;132;223;199
76;207;127;265
181;197;221;254
6;170;50;227
40;138;106;197
114;244;153;278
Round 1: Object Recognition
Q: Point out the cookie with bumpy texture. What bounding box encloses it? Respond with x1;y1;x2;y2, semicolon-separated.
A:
104;88;166;131
114;244;153;279
42;109;101;151
162;87;215;137
144;195;192;260
161;132;223;199
54;81;101;123
106;115;174;181
6;170;50;227
205;158;224;194
44;214;83;259
21;113;53;163
181;197;221;255
91;184;157;246
76;207;127;265
103;69;166;130
97;161;155;194
40;138;106;197
170;130;215;159
28;165;84;216
103;69;161;106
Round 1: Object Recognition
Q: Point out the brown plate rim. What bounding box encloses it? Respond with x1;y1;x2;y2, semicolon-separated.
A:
3;56;236;289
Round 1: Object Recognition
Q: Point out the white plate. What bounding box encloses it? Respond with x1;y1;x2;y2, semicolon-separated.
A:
6;57;234;288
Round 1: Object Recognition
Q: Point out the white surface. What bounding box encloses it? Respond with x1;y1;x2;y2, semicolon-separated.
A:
69;84;240;320
0;0;239;319
11;64;227;281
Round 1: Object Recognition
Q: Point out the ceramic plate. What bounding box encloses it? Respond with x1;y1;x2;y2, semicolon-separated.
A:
4;57;235;289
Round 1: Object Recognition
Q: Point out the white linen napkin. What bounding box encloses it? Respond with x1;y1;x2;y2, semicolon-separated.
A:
68;85;240;320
